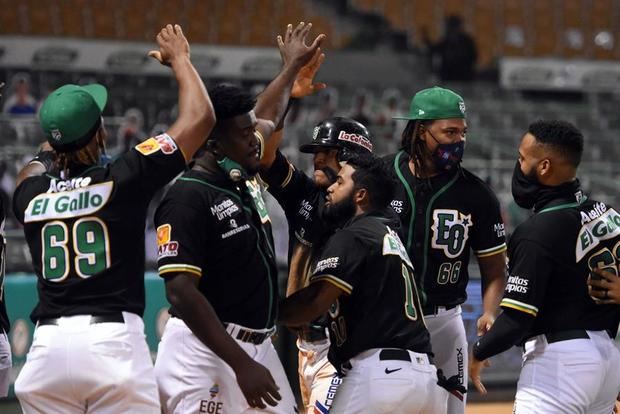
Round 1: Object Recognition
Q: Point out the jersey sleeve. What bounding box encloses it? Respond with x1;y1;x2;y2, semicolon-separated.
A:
500;238;553;317
309;230;365;295
470;183;507;258
110;133;186;197
261;150;314;215
154;195;208;278
12;176;51;224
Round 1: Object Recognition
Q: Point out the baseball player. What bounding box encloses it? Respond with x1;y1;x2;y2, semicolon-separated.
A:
12;24;214;413
470;120;620;413
0;196;11;397
385;86;507;412
153;22;324;413
279;154;448;413
261;113;374;413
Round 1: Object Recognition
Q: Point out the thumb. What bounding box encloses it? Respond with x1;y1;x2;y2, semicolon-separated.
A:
148;50;162;62
313;82;327;91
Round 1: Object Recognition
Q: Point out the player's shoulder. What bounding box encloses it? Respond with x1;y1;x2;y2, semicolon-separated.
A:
457;168;501;203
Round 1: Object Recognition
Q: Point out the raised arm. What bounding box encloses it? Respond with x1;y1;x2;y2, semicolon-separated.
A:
253;22;324;140
149;24;215;162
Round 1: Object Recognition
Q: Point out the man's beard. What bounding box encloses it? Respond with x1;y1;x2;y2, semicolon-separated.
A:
321;192;356;227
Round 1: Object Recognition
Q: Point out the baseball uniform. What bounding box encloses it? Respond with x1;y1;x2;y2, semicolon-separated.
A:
12;134;185;413
310;212;448;414
386;150;507;410
0;197;11;397
153;165;296;414
476;182;620;413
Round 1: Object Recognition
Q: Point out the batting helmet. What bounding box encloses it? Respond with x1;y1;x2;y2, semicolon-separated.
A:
299;117;373;161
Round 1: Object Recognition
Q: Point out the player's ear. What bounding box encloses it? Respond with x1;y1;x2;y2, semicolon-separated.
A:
538;158;552;178
354;188;368;206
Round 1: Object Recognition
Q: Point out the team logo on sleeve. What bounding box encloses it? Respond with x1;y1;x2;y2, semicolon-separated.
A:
157;224;179;258
576;207;620;261
382;226;413;268
431;209;473;258
156;133;178;154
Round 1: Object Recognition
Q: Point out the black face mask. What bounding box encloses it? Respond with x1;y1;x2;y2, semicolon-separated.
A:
511;160;544;209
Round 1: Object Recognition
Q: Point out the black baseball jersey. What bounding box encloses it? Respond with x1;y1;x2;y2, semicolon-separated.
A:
310;213;432;372
0;197;9;334
154;167;278;330
500;184;620;337
13;134;185;322
386;151;506;307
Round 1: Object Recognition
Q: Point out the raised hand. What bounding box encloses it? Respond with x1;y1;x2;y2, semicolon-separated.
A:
292;48;327;98
277;22;326;72
148;24;190;66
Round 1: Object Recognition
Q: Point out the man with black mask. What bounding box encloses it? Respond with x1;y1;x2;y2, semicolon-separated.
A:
470;120;620;413
385;86;507;414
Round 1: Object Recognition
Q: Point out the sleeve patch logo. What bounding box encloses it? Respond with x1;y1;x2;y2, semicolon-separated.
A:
156;224;178;258
505;275;529;294
315;257;340;273
382;226;413;268
156;133;178;155
135;137;161;156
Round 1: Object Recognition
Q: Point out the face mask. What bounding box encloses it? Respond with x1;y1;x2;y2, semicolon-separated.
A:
511;160;542;209
427;130;465;172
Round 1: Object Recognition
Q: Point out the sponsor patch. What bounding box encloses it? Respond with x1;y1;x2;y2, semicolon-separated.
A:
494;223;506;238
199;400;223;414
156;133;178;155
390;199;404;214
337;130;373;152
210;198;240;221
135;137;161;156
156;224;178;258
221;223;250;239
24;182;113;223
505;275;529;294
315;257;340;273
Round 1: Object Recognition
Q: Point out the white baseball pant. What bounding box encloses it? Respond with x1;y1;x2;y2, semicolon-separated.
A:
329;348;448;414
425;305;467;414
155;317;296;414
0;331;11;397
513;329;620;414
14;312;160;413
297;337;341;413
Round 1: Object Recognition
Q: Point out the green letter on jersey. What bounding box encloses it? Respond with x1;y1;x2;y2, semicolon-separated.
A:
401;264;419;320
42;222;69;280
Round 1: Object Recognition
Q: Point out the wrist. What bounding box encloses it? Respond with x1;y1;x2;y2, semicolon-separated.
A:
170;55;191;67
229;352;254;373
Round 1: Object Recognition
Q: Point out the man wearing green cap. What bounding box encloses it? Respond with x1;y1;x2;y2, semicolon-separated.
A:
12;24;215;413
386;86;507;413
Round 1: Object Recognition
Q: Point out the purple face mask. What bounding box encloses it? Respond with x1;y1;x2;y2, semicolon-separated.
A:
427;130;465;172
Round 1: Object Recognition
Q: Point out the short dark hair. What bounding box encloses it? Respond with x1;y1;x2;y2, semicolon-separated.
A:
346;154;395;211
528;120;584;167
208;83;256;121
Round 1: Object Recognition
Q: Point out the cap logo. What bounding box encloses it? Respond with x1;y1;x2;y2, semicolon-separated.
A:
312;126;320;140
337;130;373;152
459;101;466;114
418;109;425;115
51;129;62;141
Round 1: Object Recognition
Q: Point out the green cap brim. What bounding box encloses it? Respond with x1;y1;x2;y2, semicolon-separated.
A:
81;84;108;112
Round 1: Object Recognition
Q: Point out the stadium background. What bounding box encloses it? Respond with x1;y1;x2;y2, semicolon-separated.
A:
0;0;619;412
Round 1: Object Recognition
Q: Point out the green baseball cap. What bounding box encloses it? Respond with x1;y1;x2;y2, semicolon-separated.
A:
40;84;108;152
394;86;466;121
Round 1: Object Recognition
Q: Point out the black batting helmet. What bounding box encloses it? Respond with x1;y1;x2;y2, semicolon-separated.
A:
299;117;373;161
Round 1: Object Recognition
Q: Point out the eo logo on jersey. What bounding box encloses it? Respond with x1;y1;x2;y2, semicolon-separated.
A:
24;182;113;223
157;224;179;258
382;226;413;268
576;208;620;261
431;209;473;258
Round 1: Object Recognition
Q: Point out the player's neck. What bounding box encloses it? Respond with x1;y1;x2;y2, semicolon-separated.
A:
408;157;439;178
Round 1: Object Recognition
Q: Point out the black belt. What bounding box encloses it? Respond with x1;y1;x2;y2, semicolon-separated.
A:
379;349;411;362
545;329;589;343
298;327;328;342
422;304;457;316
38;313;125;326
226;324;273;345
